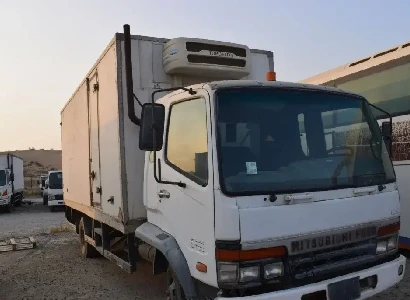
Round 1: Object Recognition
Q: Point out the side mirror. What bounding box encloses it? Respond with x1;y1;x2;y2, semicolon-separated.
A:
139;103;165;151
9;173;14;182
45;184;48;189
381;121;392;138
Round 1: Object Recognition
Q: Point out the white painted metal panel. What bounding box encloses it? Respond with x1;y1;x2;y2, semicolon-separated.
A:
0;155;24;192
247;51;273;81
62;33;275;232
94;43;124;220
11;156;24;193
61;80;91;207
118;38;151;222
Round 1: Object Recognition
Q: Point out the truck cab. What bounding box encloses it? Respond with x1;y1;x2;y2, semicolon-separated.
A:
0;154;24;212
138;80;406;299
44;170;64;211
0;169;12;212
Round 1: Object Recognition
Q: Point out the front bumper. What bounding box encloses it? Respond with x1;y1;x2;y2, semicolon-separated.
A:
0;198;10;206
216;255;406;300
48;199;65;207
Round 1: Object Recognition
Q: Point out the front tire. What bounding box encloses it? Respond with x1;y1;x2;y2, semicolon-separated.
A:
166;266;186;300
78;217;99;258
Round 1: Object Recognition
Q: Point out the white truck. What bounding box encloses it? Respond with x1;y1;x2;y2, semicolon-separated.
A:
0;154;24;212
62;25;405;299
44;170;64;211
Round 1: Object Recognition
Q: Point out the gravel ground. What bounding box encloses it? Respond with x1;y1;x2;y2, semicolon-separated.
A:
0;198;409;299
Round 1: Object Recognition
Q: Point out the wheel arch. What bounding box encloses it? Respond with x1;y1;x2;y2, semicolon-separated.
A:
135;222;198;298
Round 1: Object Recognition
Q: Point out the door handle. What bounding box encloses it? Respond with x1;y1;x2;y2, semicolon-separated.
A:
157;190;170;199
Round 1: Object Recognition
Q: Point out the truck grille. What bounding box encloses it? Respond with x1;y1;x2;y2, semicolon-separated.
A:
289;239;377;281
54;194;63;200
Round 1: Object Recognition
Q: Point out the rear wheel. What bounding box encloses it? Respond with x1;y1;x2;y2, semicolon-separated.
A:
78;217;99;258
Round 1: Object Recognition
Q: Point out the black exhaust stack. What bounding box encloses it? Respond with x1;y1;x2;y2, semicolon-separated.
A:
123;24;140;126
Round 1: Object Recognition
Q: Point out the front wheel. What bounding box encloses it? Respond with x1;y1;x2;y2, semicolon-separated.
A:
166;266;186;300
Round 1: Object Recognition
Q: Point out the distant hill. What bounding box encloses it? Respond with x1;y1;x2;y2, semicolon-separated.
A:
0;149;62;178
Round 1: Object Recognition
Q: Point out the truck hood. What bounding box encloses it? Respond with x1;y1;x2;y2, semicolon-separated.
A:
237;184;400;250
48;189;63;195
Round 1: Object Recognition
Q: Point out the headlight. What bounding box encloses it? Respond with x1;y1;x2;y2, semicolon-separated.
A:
387;236;398;250
239;266;259;282
376;234;398;254
218;263;238;283
264;262;284;279
216;246;287;286
376;240;387;254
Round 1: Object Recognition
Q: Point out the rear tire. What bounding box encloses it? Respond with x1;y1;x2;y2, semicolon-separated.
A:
78;217;99;258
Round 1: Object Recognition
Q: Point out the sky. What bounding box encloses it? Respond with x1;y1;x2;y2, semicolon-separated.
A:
0;0;409;151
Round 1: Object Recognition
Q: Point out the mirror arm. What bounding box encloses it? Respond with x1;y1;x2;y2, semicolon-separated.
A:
152;146;186;188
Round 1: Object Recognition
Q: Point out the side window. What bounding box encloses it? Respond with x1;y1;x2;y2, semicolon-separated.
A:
166;98;208;185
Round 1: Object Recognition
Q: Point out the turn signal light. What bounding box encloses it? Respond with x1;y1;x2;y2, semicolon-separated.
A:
378;222;400;237
2;190;7;196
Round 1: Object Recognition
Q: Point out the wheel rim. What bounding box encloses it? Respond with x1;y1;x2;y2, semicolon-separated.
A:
166;269;184;300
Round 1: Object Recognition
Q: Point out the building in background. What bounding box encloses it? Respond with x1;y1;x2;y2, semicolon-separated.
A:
301;41;410;250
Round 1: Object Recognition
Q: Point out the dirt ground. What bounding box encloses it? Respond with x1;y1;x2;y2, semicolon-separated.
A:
0;199;409;300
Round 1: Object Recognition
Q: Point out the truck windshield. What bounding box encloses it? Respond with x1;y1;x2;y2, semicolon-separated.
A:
0;170;6;187
49;172;63;189
216;88;395;196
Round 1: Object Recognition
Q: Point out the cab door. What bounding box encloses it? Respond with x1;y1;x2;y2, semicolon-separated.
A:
154;90;216;286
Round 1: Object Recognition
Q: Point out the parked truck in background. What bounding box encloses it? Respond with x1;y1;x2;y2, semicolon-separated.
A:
43;170;64;211
62;25;405;299
0;154;24;212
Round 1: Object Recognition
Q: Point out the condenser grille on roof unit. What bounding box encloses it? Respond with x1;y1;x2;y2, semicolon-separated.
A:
186;42;247;57
163;37;252;79
187;54;247;67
